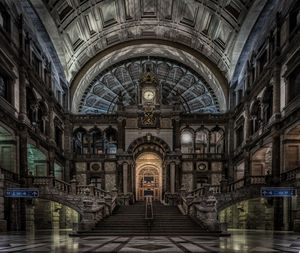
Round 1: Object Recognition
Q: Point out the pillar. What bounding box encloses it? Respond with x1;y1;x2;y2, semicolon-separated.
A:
294;174;300;232
48;150;55;177
59;205;67;229
19;130;28;177
170;162;175;194
117;118;125;152
18;66;28;124
173;118;181;151
244;150;251;185
123;163;128;194
52;202;61;230
244;102;250;141
0;173;7;232
272;134;281;185
272;64;281;116
49;102;55;145
25;200;35;232
283;197;289;231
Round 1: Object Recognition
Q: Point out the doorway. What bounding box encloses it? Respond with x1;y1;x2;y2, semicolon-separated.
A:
135;152;162;201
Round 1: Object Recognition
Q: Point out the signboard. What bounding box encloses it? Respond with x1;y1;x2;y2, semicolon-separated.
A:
261;187;296;197
5;189;39;198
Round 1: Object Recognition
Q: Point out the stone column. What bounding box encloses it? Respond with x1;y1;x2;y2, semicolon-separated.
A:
59;205;67;229
282;197;289;230
25;200;35;232
117;118;125;152
49;102;55;145
52;203;62;230
243;150;251;185
20;130;28;177
170;162;175;194
272;134;281;185
173;118;181;151
18;66;28;124
272;64;281;117
0;173;7;232
244;103;250;140
293;174;300;232
48;150;55;177
123;163;128;194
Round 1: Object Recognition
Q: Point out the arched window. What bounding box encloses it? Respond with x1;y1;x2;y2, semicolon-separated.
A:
27;144;47;176
0;126;15;172
73;128;87;155
181;128;194;153
195;127;209;153
210;127;225;154
104;127;118;154
89;128;102;154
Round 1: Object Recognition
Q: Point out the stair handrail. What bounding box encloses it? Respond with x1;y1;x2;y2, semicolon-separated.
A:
145;195;154;220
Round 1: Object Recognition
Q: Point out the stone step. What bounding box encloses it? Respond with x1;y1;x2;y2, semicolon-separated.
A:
76;201;214;236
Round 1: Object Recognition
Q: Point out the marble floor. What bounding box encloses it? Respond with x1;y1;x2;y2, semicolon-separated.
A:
0;229;299;252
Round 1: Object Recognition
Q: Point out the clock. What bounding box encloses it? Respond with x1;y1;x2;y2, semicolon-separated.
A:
198;163;206;171
143;90;155;100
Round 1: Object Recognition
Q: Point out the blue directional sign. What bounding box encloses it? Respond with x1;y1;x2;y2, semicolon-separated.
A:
5;189;39;198
261;187;296;197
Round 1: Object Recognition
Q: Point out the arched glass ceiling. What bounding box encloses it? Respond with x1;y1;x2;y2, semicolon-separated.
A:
79;57;220;114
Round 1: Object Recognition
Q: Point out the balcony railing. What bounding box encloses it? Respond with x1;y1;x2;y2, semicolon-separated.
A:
0;166;18;182
188;175;266;198
281;167;300;182
27;176;111;198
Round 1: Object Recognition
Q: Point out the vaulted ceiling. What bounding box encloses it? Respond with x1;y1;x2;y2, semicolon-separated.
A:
30;0;267;113
80;57;220;114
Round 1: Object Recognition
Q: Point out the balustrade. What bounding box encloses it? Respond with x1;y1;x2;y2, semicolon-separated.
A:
281;167;300;182
0;167;18;182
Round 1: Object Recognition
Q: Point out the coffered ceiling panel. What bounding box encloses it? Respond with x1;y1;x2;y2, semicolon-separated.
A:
31;0;263;84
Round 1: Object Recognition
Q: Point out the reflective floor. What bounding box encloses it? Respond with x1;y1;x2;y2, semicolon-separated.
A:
0;229;299;252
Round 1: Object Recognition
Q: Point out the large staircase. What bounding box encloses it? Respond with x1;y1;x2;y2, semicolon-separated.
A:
76;201;218;236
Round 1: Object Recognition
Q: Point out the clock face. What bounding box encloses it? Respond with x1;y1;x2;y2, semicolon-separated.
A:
198;163;206;171
143;90;155;100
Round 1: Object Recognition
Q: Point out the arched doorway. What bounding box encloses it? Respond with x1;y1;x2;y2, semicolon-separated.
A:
135;153;162;201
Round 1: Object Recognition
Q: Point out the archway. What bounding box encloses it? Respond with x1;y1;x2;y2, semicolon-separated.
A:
135;153;162;201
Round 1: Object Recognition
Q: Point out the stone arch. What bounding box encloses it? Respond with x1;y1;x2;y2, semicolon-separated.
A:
89;127;103;155
283;122;300;172
103;126;118;154
210;126;225;154
194;126;210;153
251;144;272;176
127;135;171;159
0;124;17;173
181;127;194;154
27;144;48;176
36;194;83;216
135;152;163;201
216;185;263;212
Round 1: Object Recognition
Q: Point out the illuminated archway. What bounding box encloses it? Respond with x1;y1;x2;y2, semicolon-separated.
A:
135;152;162;201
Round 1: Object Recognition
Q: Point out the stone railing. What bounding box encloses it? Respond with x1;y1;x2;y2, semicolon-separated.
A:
27;176;71;193
181;153;224;160
281;167;300;182
0;166;18;183
178;175;267;232
76;185;110;198
25;176;120;232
